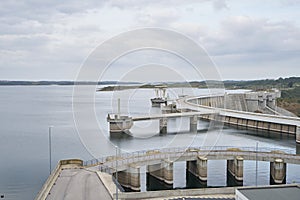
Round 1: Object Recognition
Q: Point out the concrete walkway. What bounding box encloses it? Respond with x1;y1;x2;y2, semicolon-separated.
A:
46;168;112;200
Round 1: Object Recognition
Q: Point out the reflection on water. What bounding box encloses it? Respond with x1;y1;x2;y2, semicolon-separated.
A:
186;171;207;189
226;173;243;187
297;143;300;154
146;173;173;191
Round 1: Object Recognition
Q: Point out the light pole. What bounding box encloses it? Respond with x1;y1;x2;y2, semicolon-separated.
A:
115;145;118;200
255;142;258;186
49;126;53;175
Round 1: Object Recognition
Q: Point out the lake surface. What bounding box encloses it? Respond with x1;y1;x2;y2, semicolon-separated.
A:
0;86;299;199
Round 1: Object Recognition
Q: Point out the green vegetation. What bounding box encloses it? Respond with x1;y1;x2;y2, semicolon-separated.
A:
223;77;300;116
224;77;300;90
277;86;300;116
281;86;300;99
97;82;210;91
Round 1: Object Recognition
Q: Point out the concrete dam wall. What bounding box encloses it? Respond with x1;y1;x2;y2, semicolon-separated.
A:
196;90;288;115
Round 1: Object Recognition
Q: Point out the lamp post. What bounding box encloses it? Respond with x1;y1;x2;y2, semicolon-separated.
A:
255;142;258;186
49;126;53;175
115;145;118;200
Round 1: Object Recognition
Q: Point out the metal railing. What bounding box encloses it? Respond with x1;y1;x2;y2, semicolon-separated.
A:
83;146;299;173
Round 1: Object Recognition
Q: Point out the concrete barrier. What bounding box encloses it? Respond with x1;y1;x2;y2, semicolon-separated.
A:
116;186;236;199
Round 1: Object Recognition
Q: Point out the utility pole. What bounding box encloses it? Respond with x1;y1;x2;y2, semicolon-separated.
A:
49;126;53;175
255;142;258;186
115;145;118;200
117;98;120;118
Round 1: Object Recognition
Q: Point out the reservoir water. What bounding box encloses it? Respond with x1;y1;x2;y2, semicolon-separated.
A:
0;86;299;199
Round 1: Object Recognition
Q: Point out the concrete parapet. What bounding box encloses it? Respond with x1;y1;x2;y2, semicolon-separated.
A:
190;115;198;132
117;186;236;199
60;159;83;166
159;118;168;134
270;158;286;184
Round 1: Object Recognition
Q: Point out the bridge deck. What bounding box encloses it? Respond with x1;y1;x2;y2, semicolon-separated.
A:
45;168;112;200
91;146;300;173
132;110;217;121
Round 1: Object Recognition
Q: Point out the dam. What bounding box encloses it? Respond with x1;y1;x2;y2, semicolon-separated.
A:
36;89;300;200
107;92;300;143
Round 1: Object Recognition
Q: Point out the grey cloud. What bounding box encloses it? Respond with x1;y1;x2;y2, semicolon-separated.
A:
110;0;200;9
280;0;300;6
0;34;51;51
171;23;208;40
0;0;107;16
110;0;226;11
136;8;180;27
205;16;300;56
0;1;299;80
213;0;228;10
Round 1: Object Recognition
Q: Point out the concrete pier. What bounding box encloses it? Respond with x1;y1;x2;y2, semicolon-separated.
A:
128;165;141;191
162;160;173;185
190;115;198;132
296;126;300;144
147;160;173;185
235;156;244;182
107;114;133;134
115;165;141;191
147;163;163;183
270;158;286;184
187;156;208;182
159;118;168;134
198;157;208;181
114;170;129;190
227;156;243;185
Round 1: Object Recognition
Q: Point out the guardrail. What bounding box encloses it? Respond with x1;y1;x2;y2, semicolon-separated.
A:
83;146;299;174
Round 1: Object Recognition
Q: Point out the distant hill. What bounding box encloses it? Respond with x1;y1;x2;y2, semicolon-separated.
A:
224;77;300;90
0;80;140;86
1;77;299;116
1;77;299;88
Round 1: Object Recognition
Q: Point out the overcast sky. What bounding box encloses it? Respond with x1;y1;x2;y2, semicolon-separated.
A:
0;0;300;81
